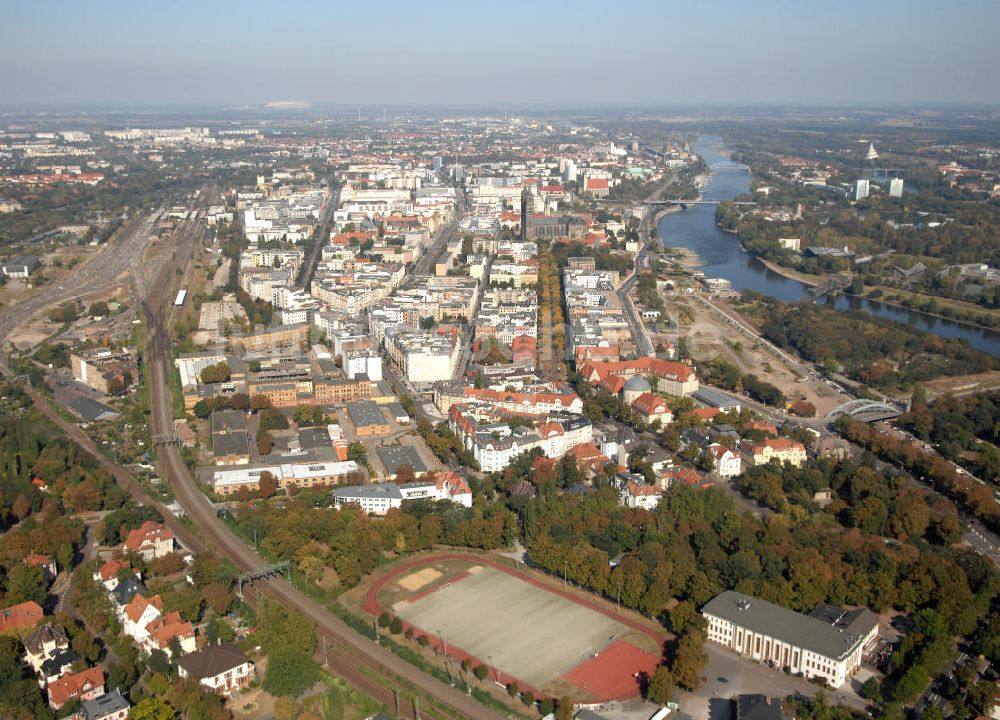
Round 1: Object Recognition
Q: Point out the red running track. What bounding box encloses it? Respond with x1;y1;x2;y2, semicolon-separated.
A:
563;640;662;701
362;552;667;701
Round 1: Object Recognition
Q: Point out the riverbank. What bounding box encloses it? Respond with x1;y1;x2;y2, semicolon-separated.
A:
755;257;822;288
652;204;682;226
658;135;1000;356
843;293;1000;333
664;246;702;270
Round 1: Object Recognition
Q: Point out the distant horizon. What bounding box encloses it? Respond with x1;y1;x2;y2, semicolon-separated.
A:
3;0;999;107
3;100;1000;114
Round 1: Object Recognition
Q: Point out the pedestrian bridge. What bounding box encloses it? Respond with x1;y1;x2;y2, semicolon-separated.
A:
826;399;902;422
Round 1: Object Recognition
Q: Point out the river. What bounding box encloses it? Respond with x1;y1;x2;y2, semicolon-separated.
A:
656;135;1000;357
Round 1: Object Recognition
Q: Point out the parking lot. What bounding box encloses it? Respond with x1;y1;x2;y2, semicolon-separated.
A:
680;645;870;720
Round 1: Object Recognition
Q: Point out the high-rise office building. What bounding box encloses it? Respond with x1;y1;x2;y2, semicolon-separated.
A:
854;179;870;201
889;177;904;198
520;188;531;242
562;160;577;183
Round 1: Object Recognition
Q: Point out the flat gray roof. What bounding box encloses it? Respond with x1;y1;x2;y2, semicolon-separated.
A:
346;400;388;427
213;430;249;458
335;483;403;501
701;590;877;661
66;396;120;422
211;409;247;433
377;445;427;475
693;387;742;409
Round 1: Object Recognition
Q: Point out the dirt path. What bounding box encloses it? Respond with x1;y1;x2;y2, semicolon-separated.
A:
922;370;1000;401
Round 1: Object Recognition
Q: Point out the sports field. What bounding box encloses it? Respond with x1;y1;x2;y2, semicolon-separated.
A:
393;565;628;688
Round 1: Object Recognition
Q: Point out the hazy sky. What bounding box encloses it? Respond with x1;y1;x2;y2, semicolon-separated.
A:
2;0;999;107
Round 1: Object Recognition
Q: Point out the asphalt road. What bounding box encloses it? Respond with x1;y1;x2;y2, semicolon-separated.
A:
296;184;340;290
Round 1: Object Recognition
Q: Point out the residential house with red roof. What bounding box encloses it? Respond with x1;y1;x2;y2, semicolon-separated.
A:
123;521;175;561
568;442;612;475
742;420;778;436
620;479;663;510
122;593;195;657
743;437;807;468
631;392;673;427
123;594;163;645
706;443;743;478
660;466;703;488
46;666;104;709
93;559;140;592
690;407;720;423
145;611;197;657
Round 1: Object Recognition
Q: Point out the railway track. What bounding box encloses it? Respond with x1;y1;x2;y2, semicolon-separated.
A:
1;185;507;720
139;196;505;720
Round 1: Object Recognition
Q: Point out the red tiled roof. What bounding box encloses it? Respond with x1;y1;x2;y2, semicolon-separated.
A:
762;437;805;452
24;553;53;569
123;521;173;552
46;666;104;708
569;442;604;461
433;471;471;496
690;407;719;422
0;600;43;633
147;611;194;649
631;392;670;417
97;558;131;582
626;480;661;496
536;422;564;438
742;420;778;435
579;357;695;384
124;594;162;624
663;467;701;485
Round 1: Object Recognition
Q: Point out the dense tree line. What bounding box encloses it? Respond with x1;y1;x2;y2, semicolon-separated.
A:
517;481;993;629
417;419;479;471
737;454;963;546
548;241;633;275
901;391;1000;481
234;493;515;587
759;301;996;389
836;416;1000;531
698;357;786;407
0;408;129;533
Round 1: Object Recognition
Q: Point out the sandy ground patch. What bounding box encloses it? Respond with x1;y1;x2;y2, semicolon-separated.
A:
397;567;442;592
681;303;845;415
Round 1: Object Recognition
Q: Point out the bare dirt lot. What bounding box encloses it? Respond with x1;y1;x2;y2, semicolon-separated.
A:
675;296;843;415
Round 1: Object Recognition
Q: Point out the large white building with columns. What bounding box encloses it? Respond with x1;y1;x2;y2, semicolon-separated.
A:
701;591;879;689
